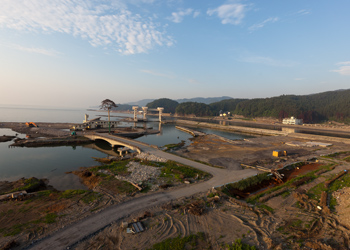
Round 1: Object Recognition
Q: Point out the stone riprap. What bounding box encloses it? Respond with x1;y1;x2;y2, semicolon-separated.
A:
136;152;167;162
115;161;161;184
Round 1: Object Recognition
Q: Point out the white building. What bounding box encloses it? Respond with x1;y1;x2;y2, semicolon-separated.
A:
282;116;303;125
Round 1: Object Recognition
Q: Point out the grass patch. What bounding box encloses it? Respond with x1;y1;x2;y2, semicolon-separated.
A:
258;204;274;213
100;178;136;194
147;232;207;250
222;172;271;192
60;189;86;199
322;151;350;159
163;141;185;151
308;170;350;210
44;213;58;224
159;161;210;181
37;190;54;197
0;223;29;236
225;238;257;250
91;160;130;176
81;191;102;204
247;170;319;204
10;177;44;193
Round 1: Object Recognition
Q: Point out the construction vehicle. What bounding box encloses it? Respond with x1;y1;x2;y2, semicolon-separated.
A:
26;122;38;127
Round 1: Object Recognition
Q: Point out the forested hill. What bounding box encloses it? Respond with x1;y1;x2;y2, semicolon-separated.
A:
209;89;350;123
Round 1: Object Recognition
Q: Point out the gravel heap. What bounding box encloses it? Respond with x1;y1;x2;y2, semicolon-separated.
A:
136;152;167;162
115;161;161;184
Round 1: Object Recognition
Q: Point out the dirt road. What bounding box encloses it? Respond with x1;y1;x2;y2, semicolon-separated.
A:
27;134;258;249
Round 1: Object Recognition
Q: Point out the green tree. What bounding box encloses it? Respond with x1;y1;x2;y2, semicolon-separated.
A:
146;98;179;114
100;99;117;134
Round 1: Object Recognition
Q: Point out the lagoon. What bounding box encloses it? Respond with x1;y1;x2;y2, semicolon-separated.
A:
0;106;252;190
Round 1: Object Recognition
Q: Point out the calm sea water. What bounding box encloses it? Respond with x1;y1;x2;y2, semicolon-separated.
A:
0;106;252;190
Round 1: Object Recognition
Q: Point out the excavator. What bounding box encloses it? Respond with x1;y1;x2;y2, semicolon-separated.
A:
26;122;38;127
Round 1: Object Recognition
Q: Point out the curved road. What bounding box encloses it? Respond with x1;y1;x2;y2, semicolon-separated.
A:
28;133;258;249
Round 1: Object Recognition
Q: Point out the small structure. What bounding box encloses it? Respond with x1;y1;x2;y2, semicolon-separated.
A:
72;115;119;130
126;222;145;234
282;116;303;125
273;150;287;157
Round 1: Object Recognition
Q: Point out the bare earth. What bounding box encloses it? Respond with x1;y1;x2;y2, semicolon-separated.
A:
2;122;350;249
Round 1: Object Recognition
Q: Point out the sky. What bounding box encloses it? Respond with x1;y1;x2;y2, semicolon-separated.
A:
0;0;350;108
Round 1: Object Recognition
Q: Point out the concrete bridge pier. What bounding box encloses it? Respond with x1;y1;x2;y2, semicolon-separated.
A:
132;106;138;121
142;107;148;121
157;107;164;122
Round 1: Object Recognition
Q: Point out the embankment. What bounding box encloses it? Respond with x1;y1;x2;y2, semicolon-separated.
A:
173;119;287;136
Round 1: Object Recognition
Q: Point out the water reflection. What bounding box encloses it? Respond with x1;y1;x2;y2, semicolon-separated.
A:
0;128;107;191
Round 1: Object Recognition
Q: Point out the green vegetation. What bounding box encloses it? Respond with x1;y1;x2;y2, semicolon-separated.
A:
37;190;54;197
44;213;58;224
60;189;86;199
322;151;350;160
146;98;179;114
247;167;323;204
0;223;29;236
160;161;210;181
258;204;274;213
308;170;350;209
10;177;44;193
222;172;271;192
218;89;350;122
164;141;185;151
225;238;257;250
157;89;350;122
81;191;102;204
147;232;206;250
91;160;130;176
175;102;213;117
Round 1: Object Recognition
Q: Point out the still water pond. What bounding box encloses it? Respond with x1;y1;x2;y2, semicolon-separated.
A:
0;128;107;190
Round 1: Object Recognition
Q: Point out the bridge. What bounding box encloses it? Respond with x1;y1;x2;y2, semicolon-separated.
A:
84;133;142;154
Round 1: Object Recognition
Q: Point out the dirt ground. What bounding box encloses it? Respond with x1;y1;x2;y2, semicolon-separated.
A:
2;123;350;249
176;134;343;170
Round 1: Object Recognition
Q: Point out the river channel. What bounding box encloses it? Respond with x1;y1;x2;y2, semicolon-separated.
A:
0;106;253;190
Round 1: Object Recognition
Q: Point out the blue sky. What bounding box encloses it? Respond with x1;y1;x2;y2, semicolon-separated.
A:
0;0;349;108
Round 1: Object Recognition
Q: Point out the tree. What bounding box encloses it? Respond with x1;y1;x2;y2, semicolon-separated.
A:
146;98;179;114
100;99;117;134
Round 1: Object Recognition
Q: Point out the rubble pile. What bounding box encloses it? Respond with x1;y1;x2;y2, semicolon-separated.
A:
136;153;167;162
115;161;161;184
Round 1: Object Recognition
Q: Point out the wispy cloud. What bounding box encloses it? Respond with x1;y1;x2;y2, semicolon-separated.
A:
8;44;61;57
294;78;305;81
193;11;201;18
0;0;173;55
207;1;250;25
296;9;311;15
331;61;350;76
240;55;296;67
248;17;279;32
141;69;175;79
168;9;194;23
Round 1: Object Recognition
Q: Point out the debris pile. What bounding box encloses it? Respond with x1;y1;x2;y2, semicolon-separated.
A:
183;201;205;216
115;161;161;184
136;152;167;162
